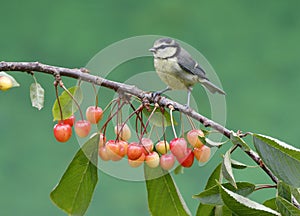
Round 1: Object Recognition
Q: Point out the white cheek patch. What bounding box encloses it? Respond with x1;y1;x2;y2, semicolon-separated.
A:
157;47;177;59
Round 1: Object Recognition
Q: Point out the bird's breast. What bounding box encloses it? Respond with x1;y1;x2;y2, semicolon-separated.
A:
154;58;198;90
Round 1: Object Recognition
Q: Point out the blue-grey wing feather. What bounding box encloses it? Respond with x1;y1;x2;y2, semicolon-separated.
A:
177;48;208;80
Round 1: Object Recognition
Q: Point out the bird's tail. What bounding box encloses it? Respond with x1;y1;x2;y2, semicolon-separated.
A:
199;79;226;95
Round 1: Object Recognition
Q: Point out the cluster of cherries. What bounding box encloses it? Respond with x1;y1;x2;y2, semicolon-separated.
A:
98;127;211;170
53;104;211;170
53;106;103;142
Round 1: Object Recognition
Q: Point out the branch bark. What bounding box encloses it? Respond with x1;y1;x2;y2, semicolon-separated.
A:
0;61;278;184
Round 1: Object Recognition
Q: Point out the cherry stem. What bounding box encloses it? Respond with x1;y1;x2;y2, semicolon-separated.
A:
128;102;146;131
169;105;177;138
92;84;99;108
140;104;157;138
115;103;144;141
54;81;64;121
101;99;121;137
255;184;277;191
180;112;184;138
60;82;84;121
186;114;196;130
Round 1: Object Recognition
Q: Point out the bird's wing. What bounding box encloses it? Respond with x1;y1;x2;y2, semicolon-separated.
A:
177;48;208;80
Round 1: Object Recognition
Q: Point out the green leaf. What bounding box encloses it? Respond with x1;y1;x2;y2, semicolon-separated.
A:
50;134;99;216
144;165;191;216
142;105;176;127
196;163;222;216
263;198;277;211
0;71;20;88
230;131;251;151
219;183;280;216
52;86;83;121
215;205;233;216
199;136;226;148
206;163;222;189
276;196;300;216
278;181;291;202
222;150;237;188
193;182;255;205
174;165;184;175
291;187;300;204
231;159;252;169
196;204;215;216
30;81;44;110
253;134;300;188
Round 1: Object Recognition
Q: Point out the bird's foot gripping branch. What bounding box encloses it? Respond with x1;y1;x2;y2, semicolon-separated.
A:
1;61;300;216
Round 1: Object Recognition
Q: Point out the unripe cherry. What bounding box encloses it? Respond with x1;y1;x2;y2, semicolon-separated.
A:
0;76;13;91
145;152;160;168
194;145;211;163
155;141;170;154
128;153;145;168
114;123;131;141
75;120;91;138
86;106;103;124
187;129;204;148
160;154;175;170
98;146;110;161
170;138;187;159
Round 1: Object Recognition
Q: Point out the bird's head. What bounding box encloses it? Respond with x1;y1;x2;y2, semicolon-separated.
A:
149;38;180;59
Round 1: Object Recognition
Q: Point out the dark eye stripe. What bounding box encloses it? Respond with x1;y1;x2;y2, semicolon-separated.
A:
156;44;177;50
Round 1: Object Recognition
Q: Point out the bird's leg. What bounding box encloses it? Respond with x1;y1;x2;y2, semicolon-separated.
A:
152;86;171;98
186;87;193;107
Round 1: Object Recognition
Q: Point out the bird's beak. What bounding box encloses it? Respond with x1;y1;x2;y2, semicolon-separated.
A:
149;47;156;53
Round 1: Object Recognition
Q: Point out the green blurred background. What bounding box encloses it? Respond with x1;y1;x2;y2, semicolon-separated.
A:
1;0;300;215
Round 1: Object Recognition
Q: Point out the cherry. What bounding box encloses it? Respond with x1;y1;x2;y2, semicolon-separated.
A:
155;140;170;154
53;123;72;142
128;153;145;168
114;123;131;141
170;138;187;159
86;106;103;124
145;152;160;168
0;76;13;91
98;146;110;161
178;148;194;167
117;140;128;158
127;142;143;160
75;120;91;138
141;138;154;155
59;115;75;127
160;154;175;170
194;145;211;163
105;140;121;161
187;129;204;148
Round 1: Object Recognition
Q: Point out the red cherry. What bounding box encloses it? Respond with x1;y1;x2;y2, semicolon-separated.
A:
98;146;110;161
155;140;170;154
187;129;204;148
86;106;103;124
194;145;211;163
178;148;194;167
53;123;72;142
75;120;91;138
170;138;187;159
160;154;175;170
145;152;160;168
59;115;75;127
127;142;143;160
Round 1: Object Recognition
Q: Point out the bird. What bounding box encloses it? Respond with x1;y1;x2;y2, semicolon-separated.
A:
149;37;225;107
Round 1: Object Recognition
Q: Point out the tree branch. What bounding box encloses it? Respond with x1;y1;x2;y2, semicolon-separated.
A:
0;61;278;184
